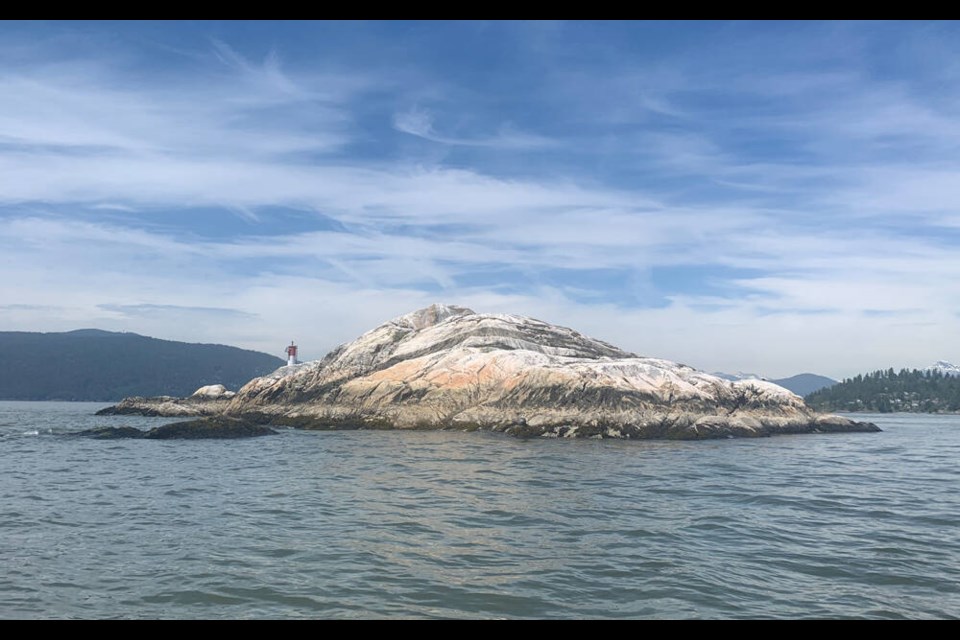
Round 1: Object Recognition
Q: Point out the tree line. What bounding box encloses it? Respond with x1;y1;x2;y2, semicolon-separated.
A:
805;368;960;413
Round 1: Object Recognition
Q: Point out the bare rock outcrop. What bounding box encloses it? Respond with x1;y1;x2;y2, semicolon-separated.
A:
219;304;879;439
95;304;879;439
95;383;235;417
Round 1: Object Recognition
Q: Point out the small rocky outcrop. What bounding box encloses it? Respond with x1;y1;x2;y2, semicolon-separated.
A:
71;417;276;439
74;426;148;439
95;383;235;417
145;417;276;439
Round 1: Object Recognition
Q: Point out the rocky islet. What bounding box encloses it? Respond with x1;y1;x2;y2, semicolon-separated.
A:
95;304;879;440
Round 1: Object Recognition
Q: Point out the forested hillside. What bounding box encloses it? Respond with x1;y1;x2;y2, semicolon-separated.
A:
805;368;960;413
0;330;284;401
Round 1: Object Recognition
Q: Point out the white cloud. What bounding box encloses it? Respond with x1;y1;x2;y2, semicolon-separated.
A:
3;25;960;380
0;42;360;162
3;211;959;380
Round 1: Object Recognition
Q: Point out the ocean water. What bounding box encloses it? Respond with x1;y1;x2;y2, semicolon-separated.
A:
0;402;958;619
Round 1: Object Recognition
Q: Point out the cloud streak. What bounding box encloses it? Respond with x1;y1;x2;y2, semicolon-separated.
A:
393;106;556;149
2;22;960;378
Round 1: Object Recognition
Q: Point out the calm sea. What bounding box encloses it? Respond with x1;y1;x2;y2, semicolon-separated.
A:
0;402;957;619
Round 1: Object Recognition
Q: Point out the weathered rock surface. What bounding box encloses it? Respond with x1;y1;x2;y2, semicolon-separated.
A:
190;384;236;400
95;383;235;417
224;304;879;439
95;304;880;439
72;417;276;439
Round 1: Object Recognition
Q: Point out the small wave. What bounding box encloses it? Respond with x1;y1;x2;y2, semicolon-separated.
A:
21;430;39;436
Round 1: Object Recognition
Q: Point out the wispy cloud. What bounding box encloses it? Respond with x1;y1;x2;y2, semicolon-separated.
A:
393;106;555;149
2;22;960;378
98;303;258;320
0;40;360;162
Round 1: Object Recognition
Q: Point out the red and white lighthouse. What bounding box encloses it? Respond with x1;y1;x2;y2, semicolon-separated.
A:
285;341;298;366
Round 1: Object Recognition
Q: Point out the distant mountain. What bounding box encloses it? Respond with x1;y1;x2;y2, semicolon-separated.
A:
925;360;960;377
771;373;837;397
0;330;284;401
712;371;836;397
805;367;960;413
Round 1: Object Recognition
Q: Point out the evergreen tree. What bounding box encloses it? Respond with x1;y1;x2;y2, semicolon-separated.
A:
806;367;960;413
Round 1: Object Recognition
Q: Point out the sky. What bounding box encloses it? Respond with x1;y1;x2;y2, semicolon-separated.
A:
1;20;959;380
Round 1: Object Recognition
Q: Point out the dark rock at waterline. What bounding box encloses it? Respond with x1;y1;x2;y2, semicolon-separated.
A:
237;412;880;439
810;415;883;434
72;417;276;440
72;426;148;439
146;417;276;439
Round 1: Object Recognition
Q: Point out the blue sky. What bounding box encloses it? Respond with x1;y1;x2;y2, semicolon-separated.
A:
1;20;959;379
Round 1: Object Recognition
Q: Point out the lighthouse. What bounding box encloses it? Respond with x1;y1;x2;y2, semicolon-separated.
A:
285;341;299;366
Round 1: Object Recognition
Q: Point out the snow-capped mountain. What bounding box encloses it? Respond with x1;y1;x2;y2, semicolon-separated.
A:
925;361;960;377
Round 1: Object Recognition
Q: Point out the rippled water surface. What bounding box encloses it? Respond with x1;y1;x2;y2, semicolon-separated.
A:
1;402;958;619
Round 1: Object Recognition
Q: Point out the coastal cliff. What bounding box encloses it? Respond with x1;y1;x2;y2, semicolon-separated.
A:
100;304;878;439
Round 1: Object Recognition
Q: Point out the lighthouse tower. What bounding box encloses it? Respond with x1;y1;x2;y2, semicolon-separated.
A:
285;341;298;366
